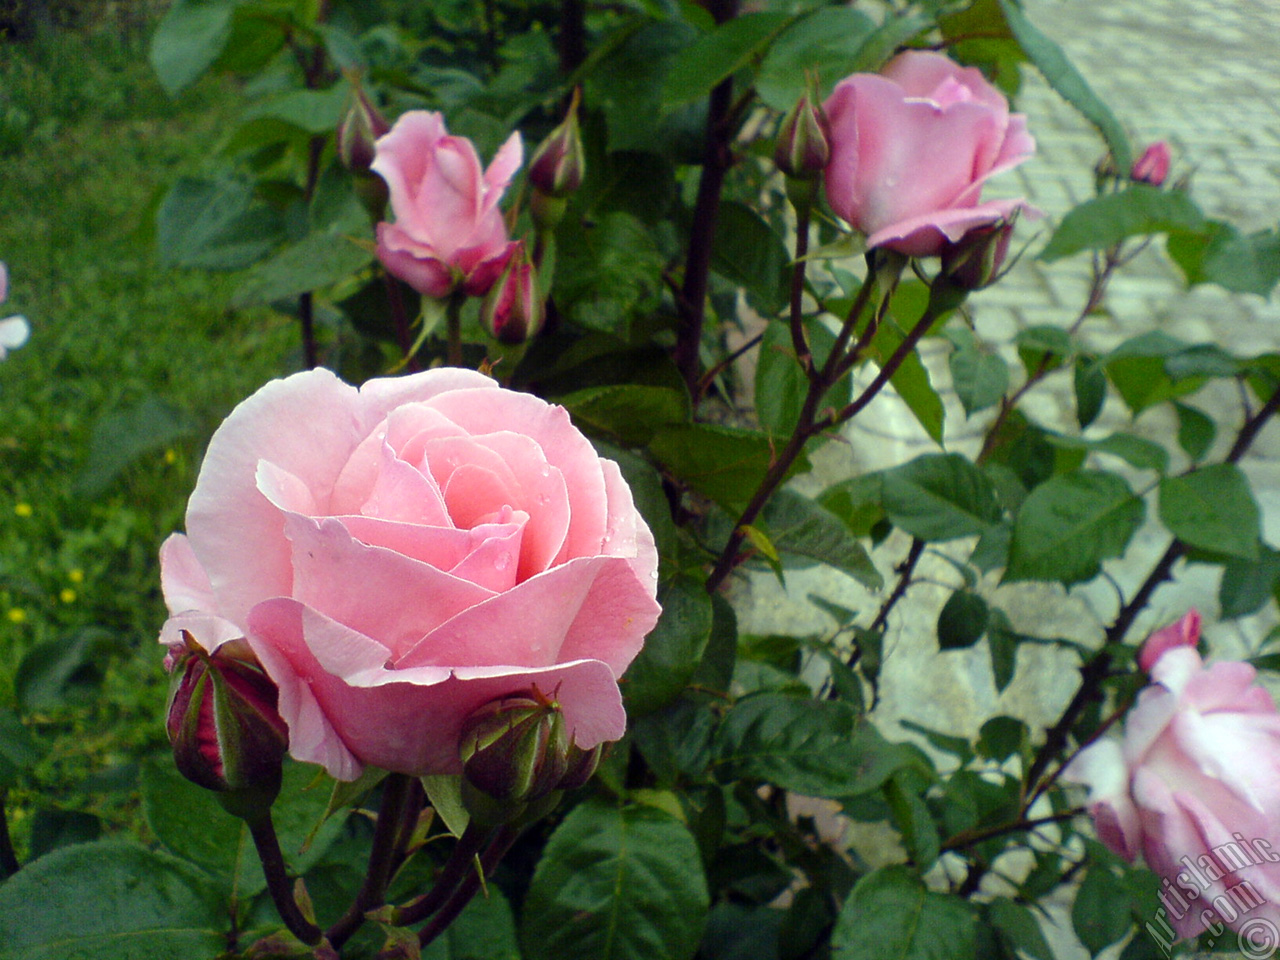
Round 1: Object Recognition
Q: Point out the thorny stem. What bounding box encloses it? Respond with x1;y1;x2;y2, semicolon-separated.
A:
675;0;739;399
394;822;492;928
247;811;324;946
788;203;814;374
416;825;520;949
326;774;418;950
868;538;925;636
941;808;1083;854
696;331;764;402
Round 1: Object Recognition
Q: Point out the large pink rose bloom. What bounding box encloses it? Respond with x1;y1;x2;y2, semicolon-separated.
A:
1066;611;1280;940
373;111;521;298
823;51;1035;257
159;368;661;782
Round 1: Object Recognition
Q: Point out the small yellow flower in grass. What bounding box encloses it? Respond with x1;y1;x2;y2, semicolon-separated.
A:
7;608;26;624
60;588;76;604
14;502;31;517
68;568;84;584
164;449;177;465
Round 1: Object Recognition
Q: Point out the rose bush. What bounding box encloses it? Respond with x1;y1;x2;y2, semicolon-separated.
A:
372;111;521;298
823;51;1035;256
1067;611;1280;939
158;368;661;781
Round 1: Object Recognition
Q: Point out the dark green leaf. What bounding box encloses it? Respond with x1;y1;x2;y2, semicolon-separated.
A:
949;340;1009;416
231;232;373;308
1168;221;1280;297
1005;471;1144;584
554;212;664;336
976;717;1028;762
817;473;886;538
937;590;989;650
624;579;714;717
716;694;912;796
881;454;1003;542
1174;401;1216;461
75;396;195;497
755;8;877;110
15;628;120;711
884;774;940;870
649;423;809;513
241;83;349;134
425;887;521;960
521;800;708;960
762;490;883;589
28;808;102;859
849;13;934;72
156;177;285;270
1159;464;1260;559
985;609;1022;693
1043;432;1169;473
1039;185;1204;262
756;319;853;438
0;841;226;960
1015;324;1072;375
832;865;976;960
149;0;236;97
1220;545;1280;619
898;720;972;764
0;708;43;788
1072;867;1133;955
713;201;790;316
998;0;1130;169
561;384;691;446
662;13;792;109
987;898;1054;960
868;317;945;443
1075;357;1107;427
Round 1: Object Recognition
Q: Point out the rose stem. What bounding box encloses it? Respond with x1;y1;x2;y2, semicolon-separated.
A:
246;810;324;946
326;773;417;949
415;825;520;949
446;290;465;367
788;201;814;374
384;272;419;373
393;821;492;928
0;789;19;879
674;0;740;400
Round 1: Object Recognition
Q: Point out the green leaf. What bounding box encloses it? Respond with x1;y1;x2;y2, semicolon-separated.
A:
1072;866;1133;956
898;720;972;764
1219;545;1280;619
661;12;793;109
756;319;853;438
868;316;946;443
0;709;43;788
149;0;236;97
425;886;521;960
818;473;886;538
561;384;690;447
1075;357;1107;428
0;841;227;960
987;898;1054;960
712;201;790;316
422;775;470;838
976;716;1028;762
1039;185;1204;262
832;865;976;960
141;758;348;899
1015;324;1072;374
74;396;195;497
521;800;708;960
849;12;934;73
755;8;877;110
1005;470;1144;584
880;454;1003;542
156;177;285;270
624;579;714;717
1043;431;1169;473
884;774;940;870
1174;402;1216;461
241;83;350;134
937;590;989;650
649;423;809;514
997;0;1130;169
1159;464;1260;559
231;231;373;308
762;489;883;589
15;628;120;711
715;694;911;796
1168;221;1280;297
949;339;1009;416
985;609;1022;693
554;212;664;336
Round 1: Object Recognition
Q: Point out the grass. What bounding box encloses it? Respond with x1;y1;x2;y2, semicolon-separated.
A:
0;14;298;850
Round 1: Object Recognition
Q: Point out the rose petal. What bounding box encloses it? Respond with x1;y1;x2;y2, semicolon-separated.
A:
1139;610;1202;672
372;111;449;238
376;222;455;298
864;199;1031;257
1063;739;1141;860
160;533;217;616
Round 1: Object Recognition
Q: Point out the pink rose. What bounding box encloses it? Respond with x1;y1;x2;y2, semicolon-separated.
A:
823;51;1035;257
373;111;521;299
1066;611;1280;940
159;368;661;781
1131;140;1172;186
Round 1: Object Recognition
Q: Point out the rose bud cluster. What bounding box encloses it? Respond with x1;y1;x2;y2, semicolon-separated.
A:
1065;610;1280;942
372;111;522;299
822;51;1035;257
165;630;289;818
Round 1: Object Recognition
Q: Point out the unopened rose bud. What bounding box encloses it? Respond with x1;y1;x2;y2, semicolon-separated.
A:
166;632;288;813
939;216;1017;291
528;89;585;199
558;742;602;792
775;92;830;181
337;85;390;175
1131;140;1171;187
460;693;569;806
479;243;543;344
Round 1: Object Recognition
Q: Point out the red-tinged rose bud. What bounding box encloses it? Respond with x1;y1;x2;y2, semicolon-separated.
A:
337;84;390;175
939;216;1018;291
1131;140;1171;186
775;92;831;181
558;742;602;792
479;242;543;344
460;693;569;804
528;89;585;199
166;631;288;812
